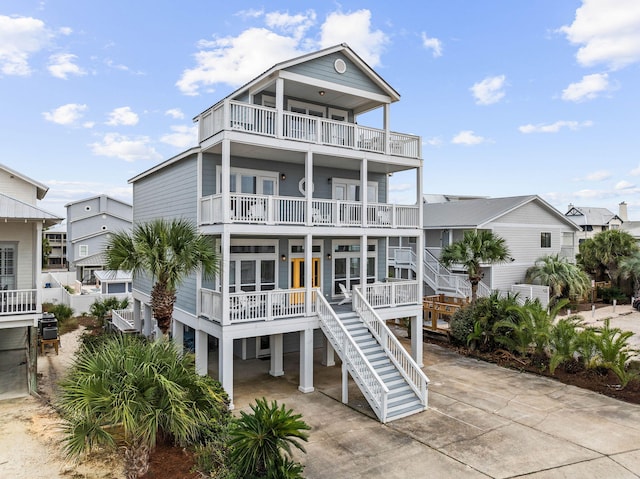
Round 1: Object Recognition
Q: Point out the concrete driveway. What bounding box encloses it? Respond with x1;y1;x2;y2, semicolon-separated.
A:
228;323;640;478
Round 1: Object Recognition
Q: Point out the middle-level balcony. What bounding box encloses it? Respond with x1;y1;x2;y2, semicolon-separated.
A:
200;193;420;228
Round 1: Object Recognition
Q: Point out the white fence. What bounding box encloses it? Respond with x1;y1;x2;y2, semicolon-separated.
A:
510;284;550;308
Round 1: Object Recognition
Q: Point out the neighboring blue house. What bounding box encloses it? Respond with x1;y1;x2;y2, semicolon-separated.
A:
121;44;428;422
66;195;132;283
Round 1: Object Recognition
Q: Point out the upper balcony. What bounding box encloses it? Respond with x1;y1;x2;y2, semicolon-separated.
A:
0;289;39;327
197;100;420;160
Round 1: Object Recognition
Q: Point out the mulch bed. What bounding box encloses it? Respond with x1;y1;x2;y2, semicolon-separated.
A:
424;335;640;404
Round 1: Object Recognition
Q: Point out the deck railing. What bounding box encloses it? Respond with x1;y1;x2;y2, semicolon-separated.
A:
198;100;420;159
352;288;429;409
200;288;316;326
0;289;37;316
199;193;419;228
111;309;136;332
359;281;421;308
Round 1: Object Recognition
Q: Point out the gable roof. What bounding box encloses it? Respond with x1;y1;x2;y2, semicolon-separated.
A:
0;193;62;227
423;195;580;230
194;43;400;119
64;194;132;209
565;206;621;227
0;163;49;200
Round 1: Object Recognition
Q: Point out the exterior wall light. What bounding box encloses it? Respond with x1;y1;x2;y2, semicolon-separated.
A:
281;173;286;180
281;254;287;262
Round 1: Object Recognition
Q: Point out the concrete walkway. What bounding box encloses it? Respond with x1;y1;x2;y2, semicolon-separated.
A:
227;325;640;478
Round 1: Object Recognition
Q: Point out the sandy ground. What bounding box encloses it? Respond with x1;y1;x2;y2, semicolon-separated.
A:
0;327;124;479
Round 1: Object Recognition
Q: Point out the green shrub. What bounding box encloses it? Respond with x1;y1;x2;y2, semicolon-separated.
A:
598;286;628;304
548;316;582;374
449;304;476;345
472;292;521;350
48;303;74;324
89;297;131;328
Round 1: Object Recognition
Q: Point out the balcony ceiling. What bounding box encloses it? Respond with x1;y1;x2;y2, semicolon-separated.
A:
259;79;382;116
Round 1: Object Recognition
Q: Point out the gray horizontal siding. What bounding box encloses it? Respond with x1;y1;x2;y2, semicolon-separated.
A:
132;154;199;315
285;52;386;96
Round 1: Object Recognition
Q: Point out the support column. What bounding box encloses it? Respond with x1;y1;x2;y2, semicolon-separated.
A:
276;78;284;138
172;319;184;355
360;234;368;298
305;151;313;226
221;139;231;223
195;329;208;376
298;329;314;393
219;335;234;409
143;304;152;338
269;333;284;377
133;299;142;332
321;334;335;367
410;314;424;367
383;104;390;155
221;230;230;325
361;158;368;227
305;233;313;316
341;361;348;404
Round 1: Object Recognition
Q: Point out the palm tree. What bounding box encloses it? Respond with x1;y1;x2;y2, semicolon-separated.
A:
440;230;511;303
525;254;591;300
577;230;638;284
229;397;310;478
58;334;228;479
105;218;218;336
620;251;640;296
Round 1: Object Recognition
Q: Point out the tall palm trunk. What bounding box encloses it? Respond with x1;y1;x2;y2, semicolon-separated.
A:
150;281;176;335
122;441;150;479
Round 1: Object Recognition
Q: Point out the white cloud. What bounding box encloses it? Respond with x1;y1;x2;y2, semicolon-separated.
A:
451;130;488;145
176;9;389;96
265;10;316;39
160;125;198;148
165;108;184;119
48;52;86;79
423;137;443;147
319;10;388;67
631;164;640;176
106;106;139;126
562;73;609;102
518;120;593;133
421;32;442;57
470;75;506;105
59;26;72;36
616;180;635;190
235;9;265;19
584;170;611;181
0;15;51;75
560;0;640;69
90;133;162;162
42;103;88;125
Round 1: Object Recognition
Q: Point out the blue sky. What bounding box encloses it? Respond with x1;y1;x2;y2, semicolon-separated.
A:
1;0;639;220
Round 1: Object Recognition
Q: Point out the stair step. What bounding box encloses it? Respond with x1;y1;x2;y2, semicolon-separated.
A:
385;377;407;389
386;401;425;421
389;388;415;402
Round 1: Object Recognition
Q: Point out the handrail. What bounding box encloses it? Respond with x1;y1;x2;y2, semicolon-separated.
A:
315;291;389;422
352;288;429;406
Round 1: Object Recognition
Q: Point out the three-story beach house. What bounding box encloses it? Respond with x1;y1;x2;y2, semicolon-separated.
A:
122;44;428;422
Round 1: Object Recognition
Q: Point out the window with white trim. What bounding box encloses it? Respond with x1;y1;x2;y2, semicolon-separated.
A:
228;240;278;292
216;166;278;195
331;240;376;297
79;244;89;257
0;243;16;290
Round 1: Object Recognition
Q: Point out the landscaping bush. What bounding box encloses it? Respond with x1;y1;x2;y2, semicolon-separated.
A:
598;286;628;304
449;304;476;346
48;303;74;324
89;297;130;328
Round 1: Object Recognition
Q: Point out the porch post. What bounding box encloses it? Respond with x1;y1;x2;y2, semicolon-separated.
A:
269;333;284;377
305;233;312;316
383;104;390;155
410;314;424;367
276;77;284;138
321;334;335;367
360;234;368;297
361;158;368;227
221;230;230;326
341;361;348;403
305;150;313;226
195;329;208;375
298;328;314;393
219;335;235;409
221;139;231;223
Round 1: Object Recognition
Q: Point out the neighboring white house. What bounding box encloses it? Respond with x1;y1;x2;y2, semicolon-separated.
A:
120;44;428;422
66;195;132;283
0;163;62;397
565;204;623;244
420;195;581;295
43;223;67;270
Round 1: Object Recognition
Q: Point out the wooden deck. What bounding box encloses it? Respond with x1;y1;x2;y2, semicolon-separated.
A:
423;294;469;333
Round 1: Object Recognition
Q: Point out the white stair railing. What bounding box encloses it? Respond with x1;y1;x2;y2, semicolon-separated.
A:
352;288;429;407
422;249;492;299
316;292;389;422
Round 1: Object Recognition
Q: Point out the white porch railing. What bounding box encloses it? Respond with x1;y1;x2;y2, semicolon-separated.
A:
199;193;420;228
198;100;420;159
200;288;316;325
359;281;421;308
352;288;429;410
111;309;136;332
316;292;389;421
423;249;491;299
0;289;37;316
